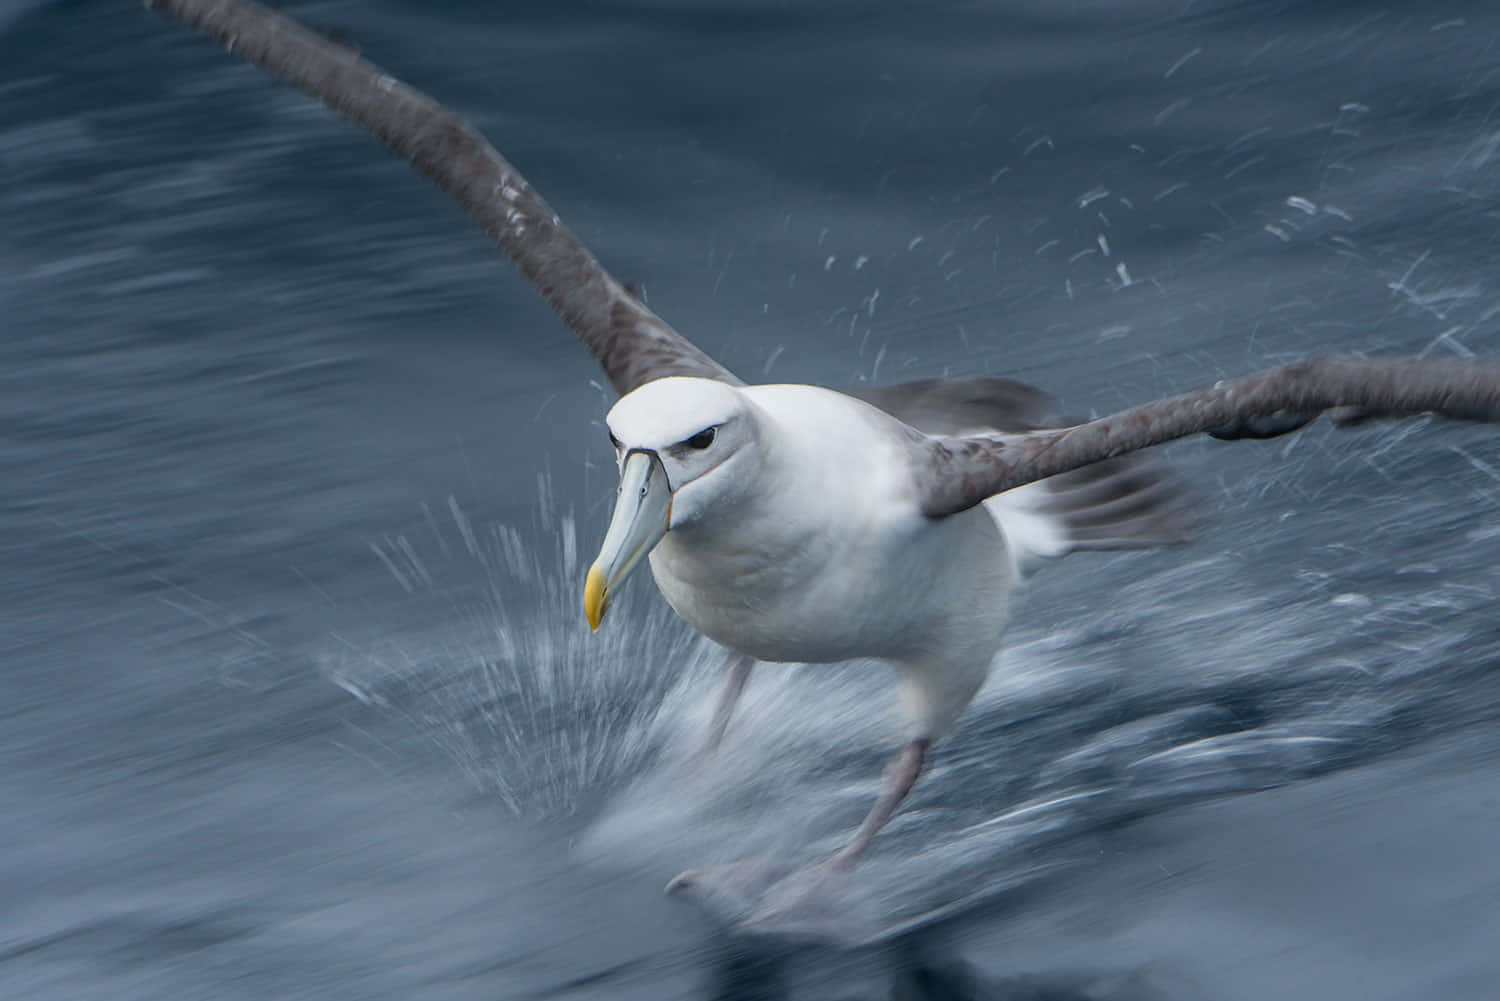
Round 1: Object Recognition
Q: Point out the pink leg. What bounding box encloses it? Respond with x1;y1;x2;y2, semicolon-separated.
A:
666;738;929;911
702;653;754;756
828;738;928;870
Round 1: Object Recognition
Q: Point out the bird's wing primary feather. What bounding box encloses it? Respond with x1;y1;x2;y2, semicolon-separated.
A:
144;0;740;397
913;357;1500;519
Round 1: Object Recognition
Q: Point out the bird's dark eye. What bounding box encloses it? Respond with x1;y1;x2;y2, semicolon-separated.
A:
683;426;717;450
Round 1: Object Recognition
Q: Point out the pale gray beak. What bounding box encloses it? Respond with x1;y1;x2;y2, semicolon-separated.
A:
584;449;671;630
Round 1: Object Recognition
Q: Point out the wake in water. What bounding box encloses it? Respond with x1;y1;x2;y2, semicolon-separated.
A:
323;460;1500;938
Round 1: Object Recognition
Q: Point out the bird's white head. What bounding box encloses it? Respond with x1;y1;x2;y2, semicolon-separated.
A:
584;377;761;629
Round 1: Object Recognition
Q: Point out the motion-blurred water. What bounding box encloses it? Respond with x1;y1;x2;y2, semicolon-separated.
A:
5;1;1500;998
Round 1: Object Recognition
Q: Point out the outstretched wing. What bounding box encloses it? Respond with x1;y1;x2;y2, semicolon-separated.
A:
145;0;740;396
914;358;1500;519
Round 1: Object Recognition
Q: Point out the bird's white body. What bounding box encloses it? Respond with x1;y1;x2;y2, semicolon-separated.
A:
606;379;1018;739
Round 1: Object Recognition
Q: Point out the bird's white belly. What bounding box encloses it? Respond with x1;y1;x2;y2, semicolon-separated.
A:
652;554;883;663
648;505;1014;665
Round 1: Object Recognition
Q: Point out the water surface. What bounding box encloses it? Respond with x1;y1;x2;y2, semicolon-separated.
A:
4;1;1500;998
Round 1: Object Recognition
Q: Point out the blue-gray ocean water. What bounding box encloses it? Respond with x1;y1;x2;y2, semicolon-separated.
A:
5;1;1500;997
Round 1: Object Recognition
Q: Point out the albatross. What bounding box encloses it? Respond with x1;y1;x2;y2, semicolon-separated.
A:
148;0;1500;906
586;372;1199;896
585;372;1199;875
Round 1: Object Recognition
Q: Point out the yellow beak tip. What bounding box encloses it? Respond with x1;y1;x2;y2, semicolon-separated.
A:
584;567;607;632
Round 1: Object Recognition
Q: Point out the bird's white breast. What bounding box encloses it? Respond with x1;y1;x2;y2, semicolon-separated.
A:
647;385;1015;665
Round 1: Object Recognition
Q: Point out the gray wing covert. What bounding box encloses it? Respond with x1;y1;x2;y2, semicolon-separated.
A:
854;377;1199;564
852;377;1059;436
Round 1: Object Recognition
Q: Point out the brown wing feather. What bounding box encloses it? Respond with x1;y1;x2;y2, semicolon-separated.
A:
144;0;739;396
915;358;1500;519
856;377;1199;554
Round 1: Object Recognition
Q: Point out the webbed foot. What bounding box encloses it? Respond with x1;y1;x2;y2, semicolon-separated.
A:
668;855;867;941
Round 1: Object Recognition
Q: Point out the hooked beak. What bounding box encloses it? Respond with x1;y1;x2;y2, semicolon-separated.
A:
585;449;672;630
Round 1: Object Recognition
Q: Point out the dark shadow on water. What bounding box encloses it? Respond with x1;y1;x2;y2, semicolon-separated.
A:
703;926;1167;1001
706;935;789;1001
